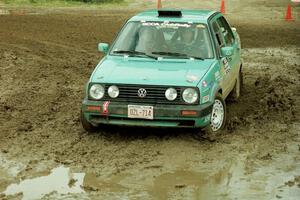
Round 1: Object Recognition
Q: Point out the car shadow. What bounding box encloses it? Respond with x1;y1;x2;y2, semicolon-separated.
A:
85;124;219;143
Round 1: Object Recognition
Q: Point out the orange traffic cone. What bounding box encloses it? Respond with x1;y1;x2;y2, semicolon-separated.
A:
285;4;293;21
220;0;225;14
157;0;162;9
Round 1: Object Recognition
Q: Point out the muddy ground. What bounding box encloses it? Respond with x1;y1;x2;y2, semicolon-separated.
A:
0;0;300;199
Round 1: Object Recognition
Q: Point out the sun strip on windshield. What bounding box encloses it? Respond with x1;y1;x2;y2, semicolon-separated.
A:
141;21;192;28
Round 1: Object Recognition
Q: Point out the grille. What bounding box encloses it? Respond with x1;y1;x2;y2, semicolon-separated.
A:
103;84;184;104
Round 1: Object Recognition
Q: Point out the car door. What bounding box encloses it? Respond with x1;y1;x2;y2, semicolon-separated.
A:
215;16;240;97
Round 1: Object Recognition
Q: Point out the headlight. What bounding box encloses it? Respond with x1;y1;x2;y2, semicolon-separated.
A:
108;85;119;98
89;84;105;100
165;88;177;101
182;88;198;104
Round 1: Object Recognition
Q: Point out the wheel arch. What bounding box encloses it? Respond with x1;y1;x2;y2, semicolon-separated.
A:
209;83;223;102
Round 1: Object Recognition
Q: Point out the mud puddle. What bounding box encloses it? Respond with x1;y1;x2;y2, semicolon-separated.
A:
141;156;244;200
148;149;300;200
1;166;88;200
0;154;128;200
2;153;300;200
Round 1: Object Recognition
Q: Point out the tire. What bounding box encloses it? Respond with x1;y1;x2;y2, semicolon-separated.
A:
80;110;97;133
228;69;242;101
240;69;244;92
203;94;227;135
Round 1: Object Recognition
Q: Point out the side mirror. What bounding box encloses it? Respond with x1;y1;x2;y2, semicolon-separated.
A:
98;43;109;54
221;46;234;57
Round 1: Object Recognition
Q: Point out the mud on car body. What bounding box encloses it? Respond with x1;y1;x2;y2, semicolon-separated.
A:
81;9;243;134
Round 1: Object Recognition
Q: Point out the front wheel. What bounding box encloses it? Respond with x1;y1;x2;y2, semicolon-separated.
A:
203;94;227;134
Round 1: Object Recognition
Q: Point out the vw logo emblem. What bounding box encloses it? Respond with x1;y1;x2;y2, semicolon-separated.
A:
137;88;147;98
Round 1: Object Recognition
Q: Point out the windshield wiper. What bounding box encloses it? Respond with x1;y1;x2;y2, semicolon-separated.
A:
113;50;157;60
151;51;204;60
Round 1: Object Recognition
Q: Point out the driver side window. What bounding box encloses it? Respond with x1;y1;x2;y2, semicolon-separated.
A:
212;21;225;48
216;17;235;46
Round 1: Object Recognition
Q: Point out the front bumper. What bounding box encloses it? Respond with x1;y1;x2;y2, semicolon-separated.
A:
82;99;213;128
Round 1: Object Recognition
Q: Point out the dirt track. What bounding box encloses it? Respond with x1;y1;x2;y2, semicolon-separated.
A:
0;0;300;199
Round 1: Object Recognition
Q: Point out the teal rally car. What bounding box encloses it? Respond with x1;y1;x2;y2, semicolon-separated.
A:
81;9;243;134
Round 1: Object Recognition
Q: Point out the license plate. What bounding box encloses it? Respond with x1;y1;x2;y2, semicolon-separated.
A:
128;105;153;120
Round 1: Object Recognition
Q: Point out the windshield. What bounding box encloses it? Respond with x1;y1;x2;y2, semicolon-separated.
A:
110;21;214;59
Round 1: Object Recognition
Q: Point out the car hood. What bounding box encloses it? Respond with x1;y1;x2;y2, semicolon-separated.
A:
91;56;216;87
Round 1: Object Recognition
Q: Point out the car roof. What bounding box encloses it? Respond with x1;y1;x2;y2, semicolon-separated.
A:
129;9;218;24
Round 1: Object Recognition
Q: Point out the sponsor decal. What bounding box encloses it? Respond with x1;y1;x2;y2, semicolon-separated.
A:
215;71;220;80
142;22;191;28
208;81;214;88
186;74;198;83
222;58;231;74
202;95;210;103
